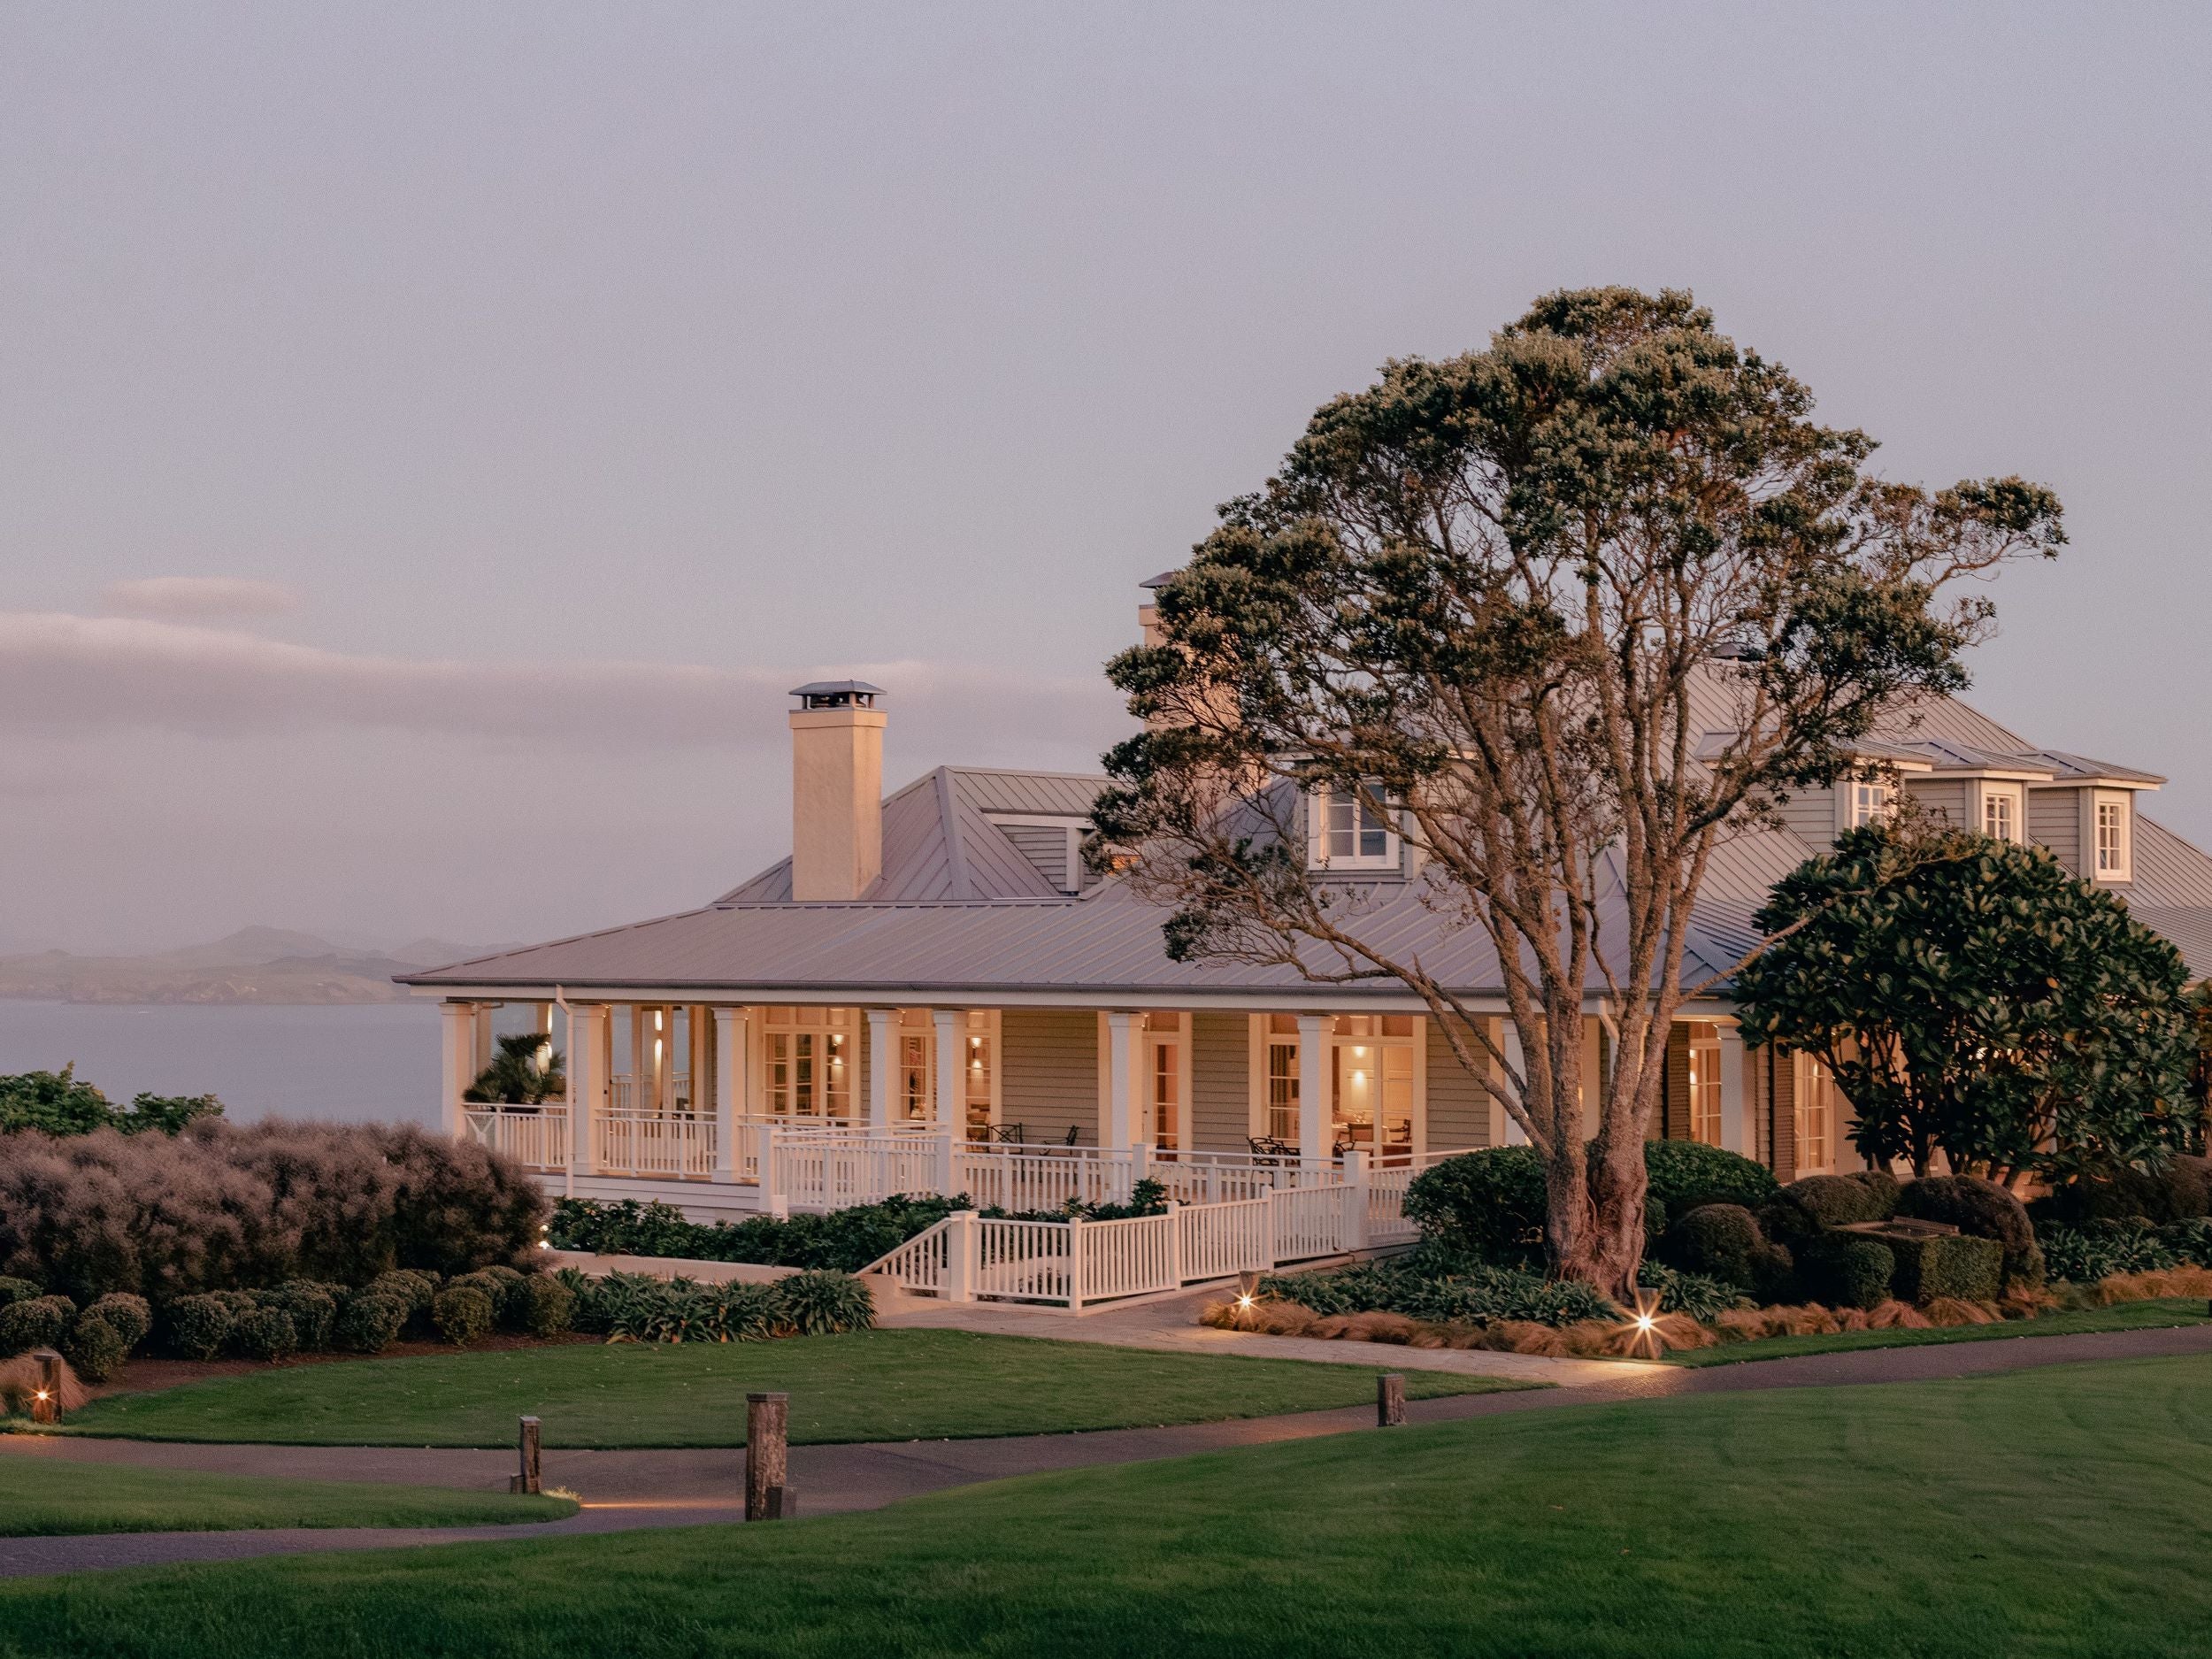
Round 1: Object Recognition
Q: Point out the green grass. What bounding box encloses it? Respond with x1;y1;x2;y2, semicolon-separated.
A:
1670;1295;2212;1367
63;1330;1519;1448
5;1354;2211;1657
0;1453;575;1537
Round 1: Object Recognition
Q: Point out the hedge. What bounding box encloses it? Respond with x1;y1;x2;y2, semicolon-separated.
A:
548;1194;961;1274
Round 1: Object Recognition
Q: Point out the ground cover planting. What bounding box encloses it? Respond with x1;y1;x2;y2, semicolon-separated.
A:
56;1328;1518;1448
4;1353;2207;1656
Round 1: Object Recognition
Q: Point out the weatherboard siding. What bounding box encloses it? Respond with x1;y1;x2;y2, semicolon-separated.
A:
1189;1011;1248;1153
1425;1018;1490;1150
999;1007;1100;1146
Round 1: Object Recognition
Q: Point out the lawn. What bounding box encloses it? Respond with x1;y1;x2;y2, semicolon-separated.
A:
62;1330;1519;1448
0;1453;575;1537
4;1353;2208;1657
1671;1295;2212;1367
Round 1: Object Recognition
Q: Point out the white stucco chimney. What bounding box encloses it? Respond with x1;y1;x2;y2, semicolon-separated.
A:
787;680;887;902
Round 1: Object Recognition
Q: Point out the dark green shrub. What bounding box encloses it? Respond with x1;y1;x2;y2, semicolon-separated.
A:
0;1276;42;1309
0;1294;76;1356
1260;1251;1617;1327
63;1311;128;1382
548;1194;965;1274
83;1293;151;1352
228;1306;298;1363
772;1271;875;1335
1657;1204;1765;1291
1635;1262;1739;1321
519;1273;576;1337
162;1293;233;1360
1888;1233;2002;1304
2032;1156;2212;1226
267;1282;338;1351
432;1285;495;1347
708;1281;782;1342
476;1265;529;1328
1762;1171;1899;1244
334;1289;409;1355
2155;1217;2212;1266
1643;1141;1778;1216
1402;1147;1550;1265
1897;1176;2042;1287
1796;1236;1896;1310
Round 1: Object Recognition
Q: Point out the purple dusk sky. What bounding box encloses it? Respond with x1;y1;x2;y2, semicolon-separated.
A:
2;3;2206;953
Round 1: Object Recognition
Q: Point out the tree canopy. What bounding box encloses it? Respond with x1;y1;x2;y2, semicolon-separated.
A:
1093;285;2062;1291
0;1064;225;1136
1734;824;2195;1183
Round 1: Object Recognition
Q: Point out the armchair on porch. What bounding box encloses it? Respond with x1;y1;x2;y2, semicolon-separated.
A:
990;1122;1026;1146
1247;1135;1293;1164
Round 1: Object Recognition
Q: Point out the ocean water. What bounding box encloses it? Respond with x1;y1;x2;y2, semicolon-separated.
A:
0;1001;444;1128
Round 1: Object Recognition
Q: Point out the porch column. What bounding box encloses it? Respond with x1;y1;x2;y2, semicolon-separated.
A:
865;1008;897;1129
1104;1011;1138;1150
472;1003;495;1079
1499;1020;1529;1146
1296;1013;1330;1164
933;1010;962;1133
568;1002;609;1178
439;1001;478;1137
713;1007;744;1181
1719;1023;1750;1156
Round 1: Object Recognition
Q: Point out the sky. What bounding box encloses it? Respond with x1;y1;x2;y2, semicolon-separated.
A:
2;2;2207;954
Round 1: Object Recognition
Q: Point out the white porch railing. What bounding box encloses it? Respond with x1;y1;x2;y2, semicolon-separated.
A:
864;1184;1379;1312
595;1110;718;1179
464;1106;569;1171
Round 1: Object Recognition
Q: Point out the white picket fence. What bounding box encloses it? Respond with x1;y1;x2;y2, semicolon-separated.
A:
864;1183;1394;1311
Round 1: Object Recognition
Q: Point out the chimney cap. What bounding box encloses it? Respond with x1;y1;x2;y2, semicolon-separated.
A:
789;680;885;710
1140;568;1180;590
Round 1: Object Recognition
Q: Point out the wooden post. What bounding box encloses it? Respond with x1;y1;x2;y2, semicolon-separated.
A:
28;1348;62;1425
746;1391;789;1521
511;1415;541;1494
1378;1371;1406;1428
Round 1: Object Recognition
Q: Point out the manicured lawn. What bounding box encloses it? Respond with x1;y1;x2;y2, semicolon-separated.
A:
0;1452;575;1537
1671;1296;2212;1367
4;1355;2209;1657
63;1330;1519;1448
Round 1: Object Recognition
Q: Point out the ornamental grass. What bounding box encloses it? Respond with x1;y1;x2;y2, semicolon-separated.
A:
0;1351;88;1416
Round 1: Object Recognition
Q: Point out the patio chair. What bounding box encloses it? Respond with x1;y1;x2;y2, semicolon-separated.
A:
991;1122;1026;1146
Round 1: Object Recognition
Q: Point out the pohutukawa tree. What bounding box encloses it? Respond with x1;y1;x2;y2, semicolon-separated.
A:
1090;287;2064;1295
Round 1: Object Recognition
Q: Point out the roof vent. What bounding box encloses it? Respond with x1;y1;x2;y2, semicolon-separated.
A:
790;680;883;711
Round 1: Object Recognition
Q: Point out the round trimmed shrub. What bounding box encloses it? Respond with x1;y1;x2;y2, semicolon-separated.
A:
63;1312;128;1382
1762;1171;1899;1244
1896;1176;2042;1287
162;1293;233;1361
1797;1235;1896;1310
0;1277;42;1310
83;1293;152;1352
1657;1204;1766;1291
772;1271;874;1335
0;1294;77;1356
228;1306;298;1363
432;1285;495;1347
1643;1141;1778;1216
267;1281;339;1351
519;1272;576;1337
1403;1146;1547;1264
334;1289;409;1355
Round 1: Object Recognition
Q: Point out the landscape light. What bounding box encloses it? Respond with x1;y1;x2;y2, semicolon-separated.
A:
1621;1289;1666;1359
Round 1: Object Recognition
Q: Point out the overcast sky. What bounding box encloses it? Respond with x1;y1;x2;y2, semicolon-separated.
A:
2;2;2207;954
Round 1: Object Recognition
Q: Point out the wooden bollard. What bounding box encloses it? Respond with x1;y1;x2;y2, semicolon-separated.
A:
29;1349;63;1426
511;1416;541;1494
1377;1371;1406;1428
746;1391;789;1522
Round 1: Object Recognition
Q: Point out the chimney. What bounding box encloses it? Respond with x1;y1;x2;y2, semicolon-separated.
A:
787;681;887;901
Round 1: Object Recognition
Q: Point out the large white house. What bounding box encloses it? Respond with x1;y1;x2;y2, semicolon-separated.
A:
403;582;2212;1231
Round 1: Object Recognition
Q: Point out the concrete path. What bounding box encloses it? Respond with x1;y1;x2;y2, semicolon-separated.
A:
6;1318;2211;1580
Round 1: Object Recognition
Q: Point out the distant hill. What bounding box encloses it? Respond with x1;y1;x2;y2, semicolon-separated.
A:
0;928;517;1005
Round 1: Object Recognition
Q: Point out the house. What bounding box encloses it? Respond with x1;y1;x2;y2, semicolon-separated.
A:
401;583;2212;1223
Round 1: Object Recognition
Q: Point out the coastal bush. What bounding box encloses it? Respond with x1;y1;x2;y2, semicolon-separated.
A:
228;1306;299;1363
1656;1204;1769;1292
1259;1250;1617;1328
0;1277;44;1310
162;1294;234;1361
0;1065;224;1137
366;1269;441;1323
63;1312;128;1382
0;1120;545;1302
548;1194;963;1274
1401;1148;1547;1263
267;1281;338;1351
1643;1141;1778;1217
1796;1235;1896;1311
83;1293;152;1352
1896;1175;2044;1287
0;1294;74;1356
334;1289;409;1355
519;1272;576;1337
566;1270;872;1342
2030;1155;2212;1226
1760;1171;1900;1245
432;1285;495;1347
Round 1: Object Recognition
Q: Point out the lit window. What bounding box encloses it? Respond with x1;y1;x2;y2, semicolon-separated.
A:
1795;1054;1836;1175
1982;787;2018;843
1310;787;1397;870
1686;1023;1724;1147
2094;794;2131;880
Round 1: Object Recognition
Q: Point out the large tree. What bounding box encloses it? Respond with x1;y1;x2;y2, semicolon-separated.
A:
1092;287;2062;1294
1735;824;2195;1185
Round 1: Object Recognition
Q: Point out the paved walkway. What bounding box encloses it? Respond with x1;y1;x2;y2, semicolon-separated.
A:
6;1319;2211;1579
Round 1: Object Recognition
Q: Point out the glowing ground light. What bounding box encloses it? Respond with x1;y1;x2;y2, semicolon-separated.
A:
1621;1287;1666;1359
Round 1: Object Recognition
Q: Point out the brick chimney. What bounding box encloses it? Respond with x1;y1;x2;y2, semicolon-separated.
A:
787;680;886;901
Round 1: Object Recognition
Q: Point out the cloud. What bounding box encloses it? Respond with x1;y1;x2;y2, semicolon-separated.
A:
99;577;302;622
0;611;1126;757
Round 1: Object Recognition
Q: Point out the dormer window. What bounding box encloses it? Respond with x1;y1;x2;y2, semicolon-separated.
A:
1981;785;2021;844
1310;786;1398;871
1847;778;1893;829
2093;792;2131;881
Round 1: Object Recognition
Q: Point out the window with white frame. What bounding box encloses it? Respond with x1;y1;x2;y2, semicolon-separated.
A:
1686;1022;1724;1147
762;1006;855;1119
1847;777;1893;829
2093;793;2131;880
1793;1052;1837;1175
1257;1013;1418;1158
1309;786;1398;870
1981;785;2020;844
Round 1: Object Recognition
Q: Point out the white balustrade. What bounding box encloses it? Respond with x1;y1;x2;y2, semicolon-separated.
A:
594;1110;718;1179
463;1106;570;1171
1177;1196;1272;1279
1268;1183;1352;1263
